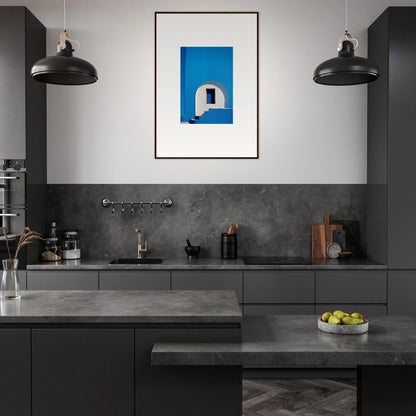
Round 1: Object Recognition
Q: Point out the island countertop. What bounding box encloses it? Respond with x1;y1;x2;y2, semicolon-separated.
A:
0;290;242;324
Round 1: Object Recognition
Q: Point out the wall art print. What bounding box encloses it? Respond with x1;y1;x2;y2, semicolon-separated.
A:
155;12;258;159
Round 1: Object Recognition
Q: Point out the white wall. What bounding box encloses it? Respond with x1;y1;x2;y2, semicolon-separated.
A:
2;0;416;184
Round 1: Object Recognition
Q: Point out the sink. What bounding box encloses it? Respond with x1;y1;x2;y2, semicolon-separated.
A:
109;258;164;265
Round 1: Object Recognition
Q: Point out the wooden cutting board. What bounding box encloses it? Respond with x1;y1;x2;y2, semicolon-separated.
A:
312;214;343;258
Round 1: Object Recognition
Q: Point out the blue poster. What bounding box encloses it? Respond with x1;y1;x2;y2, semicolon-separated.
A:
180;47;233;124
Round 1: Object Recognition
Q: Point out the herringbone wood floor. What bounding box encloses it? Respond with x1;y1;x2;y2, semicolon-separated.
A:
243;378;357;416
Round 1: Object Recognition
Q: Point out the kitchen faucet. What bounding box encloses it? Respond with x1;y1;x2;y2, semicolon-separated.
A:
135;229;148;259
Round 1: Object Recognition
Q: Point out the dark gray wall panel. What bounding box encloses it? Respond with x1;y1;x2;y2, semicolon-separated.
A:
316;304;387;315
172;271;243;302
100;271;170;290
388;271;416;314
32;329;134;416
244;271;315;304
244;304;314;315
0;329;30;416
316;271;387;303
47;184;367;259
27;271;99;290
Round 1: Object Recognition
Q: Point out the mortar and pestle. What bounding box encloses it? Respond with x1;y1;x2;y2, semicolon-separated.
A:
185;239;200;259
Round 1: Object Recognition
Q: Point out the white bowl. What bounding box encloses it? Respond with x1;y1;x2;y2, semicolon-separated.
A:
317;318;369;335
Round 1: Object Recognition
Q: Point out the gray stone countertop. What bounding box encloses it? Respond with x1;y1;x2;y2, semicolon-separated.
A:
0;290;242;324
27;257;386;270
152;315;416;366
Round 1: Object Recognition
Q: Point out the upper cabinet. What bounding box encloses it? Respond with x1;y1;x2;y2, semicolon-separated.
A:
0;7;45;160
368;7;416;269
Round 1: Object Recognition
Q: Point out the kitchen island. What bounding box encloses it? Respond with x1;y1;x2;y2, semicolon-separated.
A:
0;290;242;416
153;315;416;416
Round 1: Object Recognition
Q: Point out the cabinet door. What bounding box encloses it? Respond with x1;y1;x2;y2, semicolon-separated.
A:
27;271;99;290
171;271;243;302
388;271;416;314
18;270;26;290
100;271;170;290
244;304;314;315
316;304;387;315
32;329;134;416
136;327;241;416
0;7;25;158
244;271;315;304
0;329;31;416
316;271;387;303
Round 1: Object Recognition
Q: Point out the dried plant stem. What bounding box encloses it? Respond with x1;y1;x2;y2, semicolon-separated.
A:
14;227;43;260
2;227;12;262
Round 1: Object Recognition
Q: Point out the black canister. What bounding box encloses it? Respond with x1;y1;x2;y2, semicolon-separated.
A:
221;233;237;259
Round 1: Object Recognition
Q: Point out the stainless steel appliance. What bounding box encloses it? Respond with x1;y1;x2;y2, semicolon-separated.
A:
0;159;26;237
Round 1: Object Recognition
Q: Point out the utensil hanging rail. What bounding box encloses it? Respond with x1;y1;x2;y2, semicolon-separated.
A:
101;197;173;215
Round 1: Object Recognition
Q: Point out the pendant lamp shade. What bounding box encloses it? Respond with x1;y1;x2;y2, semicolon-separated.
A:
313;40;379;86
31;39;98;85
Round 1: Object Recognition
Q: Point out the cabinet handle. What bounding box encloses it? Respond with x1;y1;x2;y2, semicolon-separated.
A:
0;213;19;217
0;176;19;180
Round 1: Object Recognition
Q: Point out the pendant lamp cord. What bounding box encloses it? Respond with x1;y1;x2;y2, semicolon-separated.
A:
345;0;349;32
337;0;358;51
63;0;67;32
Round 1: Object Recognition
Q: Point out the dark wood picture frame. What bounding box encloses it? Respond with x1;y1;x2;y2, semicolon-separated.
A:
154;11;259;159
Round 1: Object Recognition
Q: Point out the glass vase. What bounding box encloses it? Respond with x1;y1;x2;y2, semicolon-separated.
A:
1;259;20;300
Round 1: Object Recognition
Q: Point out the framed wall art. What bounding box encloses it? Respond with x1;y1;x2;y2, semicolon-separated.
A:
155;12;259;159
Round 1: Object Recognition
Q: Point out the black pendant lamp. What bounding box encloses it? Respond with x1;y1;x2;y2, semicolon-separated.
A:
31;0;98;85
313;0;379;86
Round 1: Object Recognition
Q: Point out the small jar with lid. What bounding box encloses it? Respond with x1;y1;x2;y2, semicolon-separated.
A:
61;231;81;260
41;238;61;262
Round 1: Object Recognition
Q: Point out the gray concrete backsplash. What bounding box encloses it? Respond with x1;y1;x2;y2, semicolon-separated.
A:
47;185;367;260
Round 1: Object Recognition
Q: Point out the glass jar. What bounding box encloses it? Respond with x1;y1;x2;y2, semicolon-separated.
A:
61;231;81;260
40;238;61;261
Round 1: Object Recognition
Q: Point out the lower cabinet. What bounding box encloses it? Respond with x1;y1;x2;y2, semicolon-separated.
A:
244;304;315;315
315;304;387;315
27;271;99;290
100;271;170;290
388;271;416;314
316;271;387;304
135;327;242;416
172;271;243;303
244;271;315;314
0;329;31;416
32;329;134;416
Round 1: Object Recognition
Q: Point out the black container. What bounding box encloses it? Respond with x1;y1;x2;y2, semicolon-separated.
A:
221;233;237;259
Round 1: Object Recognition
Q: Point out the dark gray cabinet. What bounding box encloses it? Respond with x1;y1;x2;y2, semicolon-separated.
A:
172;271;243;303
388;271;416;314
316;271;387;304
316;304;387;315
18;270;27;290
0;329;31;416
100;271;170;290
368;8;416;269
32;329;134;416
244;304;314;315
0;7;45;159
135;327;241;416
0;7;46;265
244;271;315;304
27;271;99;290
